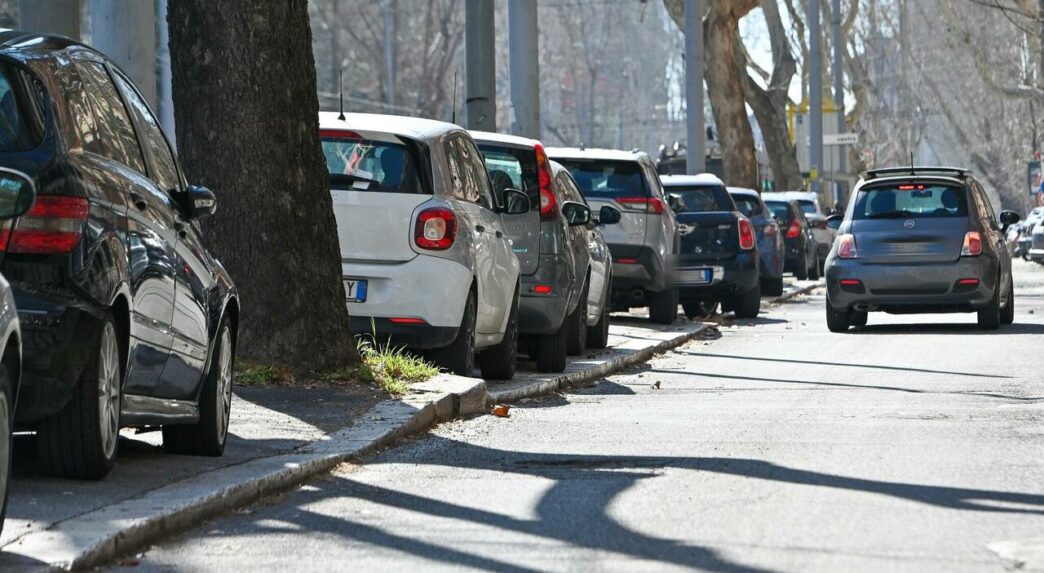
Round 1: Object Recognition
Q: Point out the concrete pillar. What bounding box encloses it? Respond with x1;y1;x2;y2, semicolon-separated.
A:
156;0;175;148
92;0;158;111
808;0;823;197
508;0;540;139
683;0;705;174
465;0;496;132
19;0;80;39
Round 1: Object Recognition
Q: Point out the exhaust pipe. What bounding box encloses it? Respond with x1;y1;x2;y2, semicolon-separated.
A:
631;289;646;301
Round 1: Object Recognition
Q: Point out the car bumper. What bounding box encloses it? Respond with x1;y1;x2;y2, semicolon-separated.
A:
350;316;458;350
1030;248;1044;262
825;257;998;312
607;244;669;293
673;252;760;300
344;255;471;330
517;254;574;335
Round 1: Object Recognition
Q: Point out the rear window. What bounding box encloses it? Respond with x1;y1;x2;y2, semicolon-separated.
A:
765;201;793;223
666;185;733;213
796;200;817;215
0;63;44;152
476;143;538;204
321;134;425;194
853;184;968;220
555;159;649;199
731;195;762;217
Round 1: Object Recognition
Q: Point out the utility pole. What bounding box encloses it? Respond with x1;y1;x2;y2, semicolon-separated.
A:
382;0;397;110
92;0;158;110
464;0;496;131
808;0;823;198
508;0;540;139
156;0;176;148
684;0;706;174
19;0;80;39
831;0;844;187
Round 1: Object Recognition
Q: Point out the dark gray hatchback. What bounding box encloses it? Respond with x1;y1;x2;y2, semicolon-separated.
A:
824;167;1020;332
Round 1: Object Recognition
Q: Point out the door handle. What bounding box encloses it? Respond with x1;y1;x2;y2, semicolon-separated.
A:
475;225;486;233
174;221;187;239
495;230;503;238
129;192;148;211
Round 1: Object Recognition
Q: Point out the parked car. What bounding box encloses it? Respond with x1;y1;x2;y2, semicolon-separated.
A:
321;113;527;379
1;33;240;479
1019;207;1044;260
764;199;820;280
824;166;1019;332
1030;221;1044;264
547;147;680;324
765;190;834;268
0;168;38;534
727;187;785;295
660;174;761;319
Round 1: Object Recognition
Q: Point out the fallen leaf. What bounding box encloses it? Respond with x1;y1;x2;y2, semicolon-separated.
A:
652;381;661;389
116;557;140;567
492;404;510;417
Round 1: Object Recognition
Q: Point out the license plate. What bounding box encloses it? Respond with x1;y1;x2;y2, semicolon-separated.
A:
678;268;712;285
344;279;367;303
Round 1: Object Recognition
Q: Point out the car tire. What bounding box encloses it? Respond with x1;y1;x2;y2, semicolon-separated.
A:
762;276;785;297
826;301;851;332
432;292;477;376
683;300;718;319
795;251;809;280
37;316;122;480
479;289;518;380
586;293;611;350
533;324;567;374
163;319;235;456
978;275;1003;329
0;360;13;537
850;310;868;327
566;280;589;356
648;288;679;325
809;252;821;280
1000;275;1015;325
733;283;761;319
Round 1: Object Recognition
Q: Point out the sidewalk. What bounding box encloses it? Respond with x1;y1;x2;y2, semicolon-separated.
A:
0;279;822;571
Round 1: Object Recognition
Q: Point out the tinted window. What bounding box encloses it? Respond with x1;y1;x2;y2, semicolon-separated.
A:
111;71;180;192
476;143;537;206
0;63;44;152
77;62;146;173
853;184;968;220
556;159;648;199
666;185;732;213
796;200;817;215
765;201;794;223
732;195;762;217
322;134;423;194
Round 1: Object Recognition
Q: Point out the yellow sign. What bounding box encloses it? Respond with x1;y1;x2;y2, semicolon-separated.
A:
809;167;819;180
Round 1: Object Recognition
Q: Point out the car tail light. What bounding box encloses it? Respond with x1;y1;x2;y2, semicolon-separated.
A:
837;234;858;259
764;223;778;236
533;284;553;294
414;208;457;250
839;279;862;286
617;197;665;214
0;195;89;254
388;317;426;324
738;219;755;250
785;220;802;239
534;144;556;221
956;278;980;286
961;232;982;256
616;257;640;264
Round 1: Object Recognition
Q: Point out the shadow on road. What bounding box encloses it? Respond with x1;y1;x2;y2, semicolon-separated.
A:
850;321;1044;336
677;351;1012;379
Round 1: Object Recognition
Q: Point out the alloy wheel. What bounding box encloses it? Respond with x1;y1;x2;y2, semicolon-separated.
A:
215;328;234;442
97;323;120;459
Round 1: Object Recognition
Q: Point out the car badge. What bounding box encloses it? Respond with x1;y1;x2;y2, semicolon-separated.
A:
904;220;915;229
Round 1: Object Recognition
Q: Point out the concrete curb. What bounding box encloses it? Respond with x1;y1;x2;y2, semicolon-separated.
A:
766;280;823;305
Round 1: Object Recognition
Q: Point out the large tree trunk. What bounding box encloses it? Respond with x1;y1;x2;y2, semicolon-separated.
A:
167;1;358;371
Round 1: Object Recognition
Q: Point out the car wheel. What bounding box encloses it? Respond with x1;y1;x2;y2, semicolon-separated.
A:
683;300;718;319
826;301;851;332
733;283;761;319
38;316;121;480
977;274;1002;329
163;319;235;456
1000;274;1015;325
795;250;809;280
809;251;821;280
432;292;477;376
586;298;611;349
566;279;589;356
533;323;567;373
648;288;679;325
0;361;13;537
479;288;518;380
850;310;868;327
762;276;785;297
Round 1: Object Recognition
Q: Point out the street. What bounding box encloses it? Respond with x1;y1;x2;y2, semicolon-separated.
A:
112;263;1044;572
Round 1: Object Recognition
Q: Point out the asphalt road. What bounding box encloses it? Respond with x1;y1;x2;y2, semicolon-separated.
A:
113;263;1044;572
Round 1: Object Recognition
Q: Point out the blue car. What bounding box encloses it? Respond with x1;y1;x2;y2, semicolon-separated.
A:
728;188;785;296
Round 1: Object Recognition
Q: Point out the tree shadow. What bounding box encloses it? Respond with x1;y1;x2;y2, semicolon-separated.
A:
676;351;1013;380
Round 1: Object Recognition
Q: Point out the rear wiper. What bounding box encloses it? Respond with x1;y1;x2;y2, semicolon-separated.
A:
867;210;912;219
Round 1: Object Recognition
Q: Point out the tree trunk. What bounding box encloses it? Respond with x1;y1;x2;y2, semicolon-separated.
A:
167;1;358;372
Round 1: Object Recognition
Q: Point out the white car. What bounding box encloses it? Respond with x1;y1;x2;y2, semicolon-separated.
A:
319;112;529;379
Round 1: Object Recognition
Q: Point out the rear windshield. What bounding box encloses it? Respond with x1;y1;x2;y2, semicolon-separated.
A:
796;200;817;215
0;63;45;152
555;159;649;199
853;184;968;220
731;195;762;217
476;143;538;205
666;185;733;213
765;201;794;223
322;134;425;194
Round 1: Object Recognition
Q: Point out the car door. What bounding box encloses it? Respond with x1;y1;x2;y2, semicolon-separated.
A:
112;69;212;400
971;181;1010;292
77;61;177;397
563;172;604;309
557;172;591;300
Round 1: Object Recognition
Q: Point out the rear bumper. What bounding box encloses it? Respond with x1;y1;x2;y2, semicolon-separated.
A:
607;243;669;293
351;316;458;350
518;254;573;335
673;252;760;300
344;255;471;329
1030;248;1044;262
825;257;998;313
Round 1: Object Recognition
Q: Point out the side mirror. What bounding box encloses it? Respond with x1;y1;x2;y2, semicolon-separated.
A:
666;193;685;213
187;185;217;219
0;168;36;220
825;214;843;231
501;188;530;215
597;205;622;225
561;201;591;226
999;210;1021;227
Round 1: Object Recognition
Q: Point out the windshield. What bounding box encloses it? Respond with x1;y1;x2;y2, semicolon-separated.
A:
555;159;648;199
731;195;761;217
666;185;733;213
321;134;425;194
796;200;817;215
765;201;793;223
853;184;968;220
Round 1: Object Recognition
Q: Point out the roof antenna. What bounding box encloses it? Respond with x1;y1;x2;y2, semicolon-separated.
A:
337;68;346;121
909;151;915;175
451;71;458;124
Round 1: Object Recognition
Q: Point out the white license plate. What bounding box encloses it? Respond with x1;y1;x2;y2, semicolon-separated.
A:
678;268;712;285
344;279;368;303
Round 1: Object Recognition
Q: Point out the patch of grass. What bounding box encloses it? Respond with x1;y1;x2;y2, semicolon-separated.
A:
353;331;439;395
235;362;292;386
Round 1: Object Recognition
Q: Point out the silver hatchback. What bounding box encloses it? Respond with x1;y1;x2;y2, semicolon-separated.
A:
824;167;1021;332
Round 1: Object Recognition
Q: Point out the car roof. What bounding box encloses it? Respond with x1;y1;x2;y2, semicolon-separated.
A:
726;187;760;197
319;111;460;141
0;30;88;63
660;174;726;187
764;191;818;201
544;147;648;162
469;130;541;150
856;174;965;189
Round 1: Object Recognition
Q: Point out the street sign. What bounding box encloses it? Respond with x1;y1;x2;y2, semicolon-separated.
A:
1029;161;1043;195
824;133;859;145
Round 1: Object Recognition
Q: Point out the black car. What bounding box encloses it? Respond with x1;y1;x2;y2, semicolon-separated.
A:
764;199;820;280
0;32;239;479
660;174;761;319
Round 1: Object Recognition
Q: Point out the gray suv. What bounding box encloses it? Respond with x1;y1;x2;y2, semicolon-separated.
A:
547;148;680;324
824;167;1020;332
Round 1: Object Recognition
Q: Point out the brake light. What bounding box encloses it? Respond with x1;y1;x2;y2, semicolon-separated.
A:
837;234;858;259
0;196;88;254
786;220;801;239
738;218;755;250
534;144;556;221
961;232;982;256
533;284;553;294
319;129;362;140
839;279;862;286
956;278;980;286
414;208;457;250
617;197;665;214
388;317;426;324
616;257;640;264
